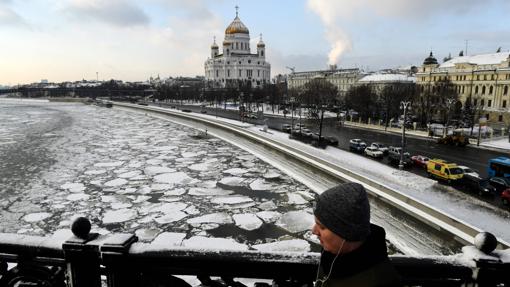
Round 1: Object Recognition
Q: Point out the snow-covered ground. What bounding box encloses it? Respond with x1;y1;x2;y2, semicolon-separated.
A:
0;102;318;253
481;137;510;151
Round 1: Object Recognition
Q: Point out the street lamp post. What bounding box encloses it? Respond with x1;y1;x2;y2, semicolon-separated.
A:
290;96;295;134
399;101;411;170
445;98;455;137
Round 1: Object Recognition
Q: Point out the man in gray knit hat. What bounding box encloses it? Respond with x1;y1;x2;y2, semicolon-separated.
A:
312;182;401;287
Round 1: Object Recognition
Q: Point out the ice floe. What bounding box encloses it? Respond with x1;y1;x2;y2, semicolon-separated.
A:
186;213;233;225
223;168;248;175
154;172;192;184
60;182;85;192
256;211;281;223
249;179;273;191
188;187;233;196
233;214;263;231
103;209;137;224
23;212;51;222
276;211;314;233
211;196;253;205
144;166;176;176
104;178;128;187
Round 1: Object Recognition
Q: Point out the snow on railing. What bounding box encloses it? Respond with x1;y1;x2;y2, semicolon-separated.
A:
0;217;509;287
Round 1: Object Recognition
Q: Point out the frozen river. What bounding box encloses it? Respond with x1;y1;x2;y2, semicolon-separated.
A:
0;102;319;252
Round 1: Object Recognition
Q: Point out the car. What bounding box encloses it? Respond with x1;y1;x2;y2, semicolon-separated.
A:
301;128;313;137
324;136;339;146
364;147;384;158
294;123;306;130
457;165;479;178
246;113;258;119
388;146;412;167
282;124;291;133
502;189;510;206
426;159;464;183
411;155;430;168
137;101;149;106
311;133;339;146
369;143;389;155
349;139;366;153
488;177;510;193
462;174;497;196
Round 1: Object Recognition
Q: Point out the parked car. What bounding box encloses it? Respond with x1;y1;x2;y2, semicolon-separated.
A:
324;136;339;146
411;155;430;168
502;189;510;206
457;165;479;178
489;177;510;193
370;142;389;155
426;159;464;183
282;124;291;133
462;174;497;196
301;128;313;137
311;133;339;146
349;139;366;153
364;147;384;159
294;123;306;130
388;146;412;166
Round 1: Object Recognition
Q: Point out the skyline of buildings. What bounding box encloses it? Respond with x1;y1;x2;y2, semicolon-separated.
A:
1;1;509;85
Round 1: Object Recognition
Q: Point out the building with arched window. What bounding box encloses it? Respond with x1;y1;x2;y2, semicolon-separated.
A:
204;8;271;89
417;51;510;127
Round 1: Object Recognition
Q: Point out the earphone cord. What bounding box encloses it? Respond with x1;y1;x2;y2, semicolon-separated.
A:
315;240;345;286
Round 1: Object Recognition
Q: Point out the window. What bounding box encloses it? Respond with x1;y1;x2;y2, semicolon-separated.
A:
248;60;251;64
488;100;492;107
504;100;507;108
435;164;441;171
474;99;478;106
505;86;508;95
499;115;503;122
481;99;485;106
238;69;242;77
261;50;264;56
484;75;487;81
241;42;243;49
482;86;486;94
236;42;238;49
475;86;479;94
247;70;252;78
257;70;260;77
216;70;218;77
227;70;230;77
489;86;493;95
477;75;480;81
486;114;490;120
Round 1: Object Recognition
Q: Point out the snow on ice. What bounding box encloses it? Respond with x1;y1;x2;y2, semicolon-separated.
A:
233;214;263;230
276;211;314;233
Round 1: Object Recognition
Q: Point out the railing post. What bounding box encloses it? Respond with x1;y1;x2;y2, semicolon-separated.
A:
62;217;102;287
101;233;138;287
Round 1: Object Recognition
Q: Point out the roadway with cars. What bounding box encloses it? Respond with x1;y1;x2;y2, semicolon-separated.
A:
155;103;508;210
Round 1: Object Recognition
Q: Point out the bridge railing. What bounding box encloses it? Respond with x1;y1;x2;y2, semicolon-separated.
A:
0;218;509;287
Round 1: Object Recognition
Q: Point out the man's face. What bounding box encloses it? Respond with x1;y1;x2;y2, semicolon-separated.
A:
312;217;345;253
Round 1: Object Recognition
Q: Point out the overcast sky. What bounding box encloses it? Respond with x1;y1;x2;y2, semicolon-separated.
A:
1;0;509;85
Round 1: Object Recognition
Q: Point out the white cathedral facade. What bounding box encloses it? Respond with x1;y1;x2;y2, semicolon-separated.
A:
204;9;271;89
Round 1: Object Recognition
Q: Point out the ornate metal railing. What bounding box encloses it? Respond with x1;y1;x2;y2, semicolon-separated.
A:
0;218;509;287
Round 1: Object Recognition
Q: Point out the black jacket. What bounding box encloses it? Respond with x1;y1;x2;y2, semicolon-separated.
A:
315;224;401;287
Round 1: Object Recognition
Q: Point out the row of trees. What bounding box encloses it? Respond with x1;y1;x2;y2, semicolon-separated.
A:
155;76;485;131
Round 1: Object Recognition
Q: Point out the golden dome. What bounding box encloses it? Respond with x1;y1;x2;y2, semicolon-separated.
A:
225;16;249;35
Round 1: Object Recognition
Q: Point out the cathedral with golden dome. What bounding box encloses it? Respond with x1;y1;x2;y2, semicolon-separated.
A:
204;7;271;88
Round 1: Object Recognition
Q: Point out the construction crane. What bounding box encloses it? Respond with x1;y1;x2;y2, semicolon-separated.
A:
285;66;295;74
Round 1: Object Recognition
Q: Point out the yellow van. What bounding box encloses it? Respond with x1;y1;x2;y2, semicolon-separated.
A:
426;159;464;183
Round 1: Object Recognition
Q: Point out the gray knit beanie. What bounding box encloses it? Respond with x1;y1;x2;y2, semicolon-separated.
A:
313;182;371;242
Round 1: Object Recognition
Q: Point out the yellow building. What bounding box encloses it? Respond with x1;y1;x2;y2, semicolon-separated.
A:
417;51;510;127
